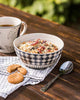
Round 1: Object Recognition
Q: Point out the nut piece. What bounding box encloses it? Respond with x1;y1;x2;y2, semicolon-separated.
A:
7;64;21;73
8;72;24;84
17;67;27;75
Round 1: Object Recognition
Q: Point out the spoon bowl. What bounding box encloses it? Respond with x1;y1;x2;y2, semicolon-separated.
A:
59;61;73;74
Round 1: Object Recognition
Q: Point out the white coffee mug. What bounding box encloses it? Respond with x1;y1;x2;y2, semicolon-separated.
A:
0;16;27;53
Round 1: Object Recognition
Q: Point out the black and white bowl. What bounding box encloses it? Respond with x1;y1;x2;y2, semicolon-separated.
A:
13;33;64;68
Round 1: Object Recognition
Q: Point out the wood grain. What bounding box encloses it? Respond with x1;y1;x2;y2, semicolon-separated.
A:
0;4;80;100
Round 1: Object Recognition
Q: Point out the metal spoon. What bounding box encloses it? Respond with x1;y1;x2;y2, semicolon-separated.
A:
40;61;73;92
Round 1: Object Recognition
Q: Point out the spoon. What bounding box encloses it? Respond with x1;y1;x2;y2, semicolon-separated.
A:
40;61;73;92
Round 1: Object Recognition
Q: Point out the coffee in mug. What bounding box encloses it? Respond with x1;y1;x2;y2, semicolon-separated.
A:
0;25;14;27
0;16;27;53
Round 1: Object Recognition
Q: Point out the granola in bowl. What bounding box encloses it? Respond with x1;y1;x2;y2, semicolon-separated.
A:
18;39;58;54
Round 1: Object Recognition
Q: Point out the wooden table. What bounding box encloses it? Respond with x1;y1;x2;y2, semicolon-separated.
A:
0;4;80;100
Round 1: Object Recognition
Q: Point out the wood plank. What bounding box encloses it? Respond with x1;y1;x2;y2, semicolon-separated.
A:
6;86;47;100
28;74;80;100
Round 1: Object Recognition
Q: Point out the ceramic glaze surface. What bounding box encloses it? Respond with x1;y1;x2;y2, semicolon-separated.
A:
13;33;64;68
0;16;27;53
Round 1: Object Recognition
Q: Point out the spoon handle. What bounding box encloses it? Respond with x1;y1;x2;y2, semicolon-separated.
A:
40;73;62;92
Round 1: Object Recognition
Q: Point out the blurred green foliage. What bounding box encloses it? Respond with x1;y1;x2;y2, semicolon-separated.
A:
0;0;80;25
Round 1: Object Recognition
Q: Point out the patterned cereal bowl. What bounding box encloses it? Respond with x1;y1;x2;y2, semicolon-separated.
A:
13;33;64;68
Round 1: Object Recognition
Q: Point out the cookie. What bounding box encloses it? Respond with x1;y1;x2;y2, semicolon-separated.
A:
7;64;21;73
17;67;27;75
8;72;24;84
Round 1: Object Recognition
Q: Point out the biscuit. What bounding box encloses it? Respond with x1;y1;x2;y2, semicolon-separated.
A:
8;72;24;84
7;64;21;73
17;67;27;75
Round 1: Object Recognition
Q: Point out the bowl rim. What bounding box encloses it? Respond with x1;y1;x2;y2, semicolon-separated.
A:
13;33;64;55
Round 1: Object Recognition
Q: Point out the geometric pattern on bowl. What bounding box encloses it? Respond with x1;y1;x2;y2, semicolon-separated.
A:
13;33;64;69
14;47;62;68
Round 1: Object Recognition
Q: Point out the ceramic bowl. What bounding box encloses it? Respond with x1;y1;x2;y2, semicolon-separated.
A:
13;33;64;68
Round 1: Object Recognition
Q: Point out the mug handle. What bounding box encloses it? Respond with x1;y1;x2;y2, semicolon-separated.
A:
20;21;27;36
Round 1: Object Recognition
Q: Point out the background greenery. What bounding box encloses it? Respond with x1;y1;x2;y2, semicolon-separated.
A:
0;0;80;29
